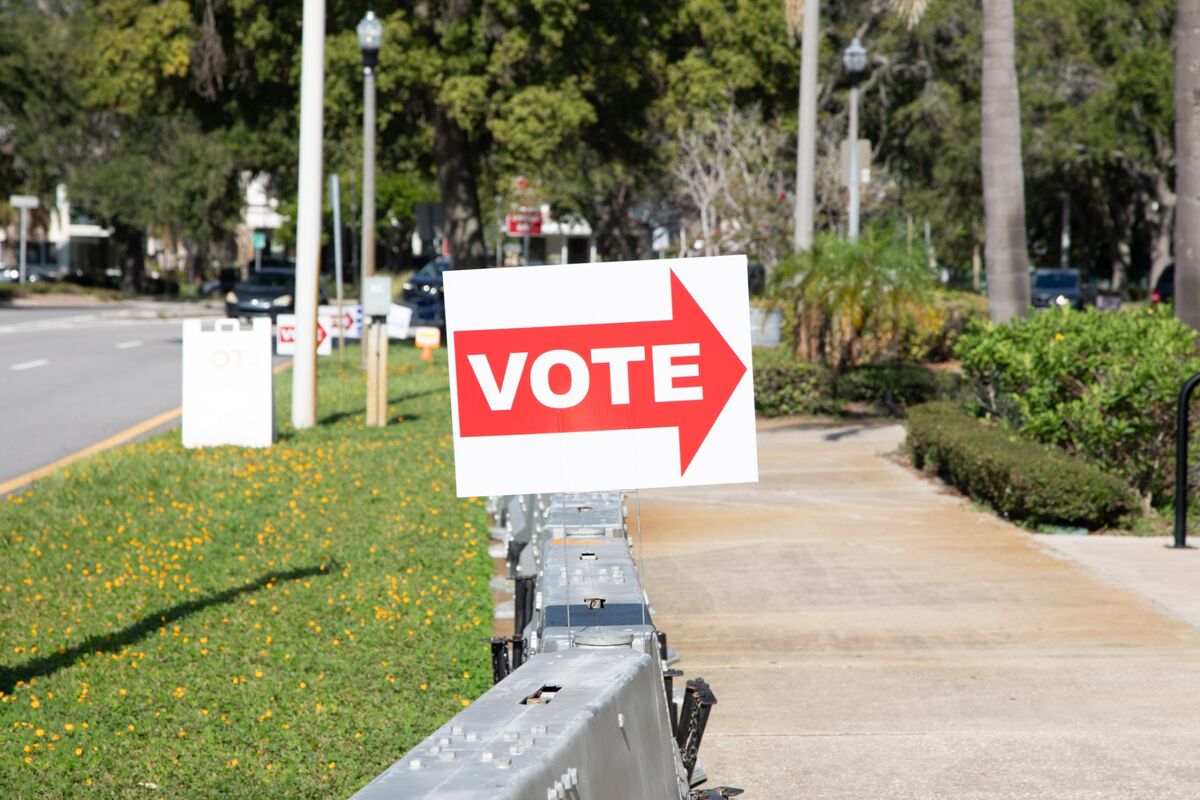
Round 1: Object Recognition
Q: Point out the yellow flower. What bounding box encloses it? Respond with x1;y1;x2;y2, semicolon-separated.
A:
1054;332;1064;341
74;748;83;756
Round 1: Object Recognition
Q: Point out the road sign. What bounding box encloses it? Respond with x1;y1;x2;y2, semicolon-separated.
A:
445;256;758;496
276;314;332;356
182;318;274;448
505;208;542;236
252;230;266;250
839;139;872;187
8;195;38;210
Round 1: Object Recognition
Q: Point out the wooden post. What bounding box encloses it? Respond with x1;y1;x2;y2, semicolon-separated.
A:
365;319;378;425
375;323;388;425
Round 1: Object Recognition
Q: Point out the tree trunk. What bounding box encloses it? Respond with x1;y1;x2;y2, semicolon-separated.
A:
1176;0;1200;327
1150;181;1176;291
116;225;145;294
433;104;488;269
1108;198;1132;295
980;0;1031;322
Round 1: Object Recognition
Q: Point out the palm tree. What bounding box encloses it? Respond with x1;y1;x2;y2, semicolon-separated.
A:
1175;0;1200;329
787;0;1030;322
980;0;1031;322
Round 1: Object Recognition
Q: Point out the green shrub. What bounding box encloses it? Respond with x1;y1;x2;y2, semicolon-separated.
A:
836;364;964;412
907;402;1139;529
956;306;1200;503
770;225;934;371
893;290;988;363
753;350;835;417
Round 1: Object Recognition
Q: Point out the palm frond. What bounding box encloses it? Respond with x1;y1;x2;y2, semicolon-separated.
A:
890;0;930;29
784;0;805;43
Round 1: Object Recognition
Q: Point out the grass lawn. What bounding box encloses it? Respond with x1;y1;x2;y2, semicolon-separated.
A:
0;345;492;798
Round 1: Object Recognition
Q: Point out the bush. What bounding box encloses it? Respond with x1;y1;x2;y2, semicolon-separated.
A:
893;290;988;363
956;306;1200;503
770;225;934;371
753;351;962;418
907;402;1139;529
753;350;835;416
836;364;964;413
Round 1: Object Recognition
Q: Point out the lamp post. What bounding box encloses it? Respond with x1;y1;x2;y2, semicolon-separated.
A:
843;37;868;242
357;11;382;283
792;0;820;252
357;11;386;423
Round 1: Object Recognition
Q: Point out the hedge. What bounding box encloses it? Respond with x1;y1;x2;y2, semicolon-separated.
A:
906;402;1139;529
753;353;960;418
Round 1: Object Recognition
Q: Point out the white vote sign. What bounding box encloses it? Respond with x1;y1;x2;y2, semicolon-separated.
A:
275;314;332;356
387;303;413;340
319;303;363;339
445;255;757;496
182;318;274;448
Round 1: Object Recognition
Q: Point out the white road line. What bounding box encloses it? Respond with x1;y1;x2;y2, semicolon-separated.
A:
115;340;144;350
9;359;49;371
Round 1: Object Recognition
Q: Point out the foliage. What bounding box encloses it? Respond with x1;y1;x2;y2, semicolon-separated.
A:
835;365;964;413
956;306;1200;503
892;290;989;363
753;350;959;418
0;347;492;798
670;105;791;266
771;225;934;372
753;349;836;417
907;401;1139;529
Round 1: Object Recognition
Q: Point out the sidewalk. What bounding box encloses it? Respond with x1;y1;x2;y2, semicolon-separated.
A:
640;420;1200;799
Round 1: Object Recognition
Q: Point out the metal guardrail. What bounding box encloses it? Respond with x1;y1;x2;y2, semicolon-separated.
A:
349;492;740;799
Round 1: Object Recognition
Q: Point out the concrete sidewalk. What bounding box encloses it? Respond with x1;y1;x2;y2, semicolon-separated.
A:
640;420;1200;799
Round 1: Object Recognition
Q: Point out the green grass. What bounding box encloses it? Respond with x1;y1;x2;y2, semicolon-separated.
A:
0;345;493;798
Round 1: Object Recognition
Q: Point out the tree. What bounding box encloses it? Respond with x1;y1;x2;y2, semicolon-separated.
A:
1176;0;1200;328
980;0;1030;321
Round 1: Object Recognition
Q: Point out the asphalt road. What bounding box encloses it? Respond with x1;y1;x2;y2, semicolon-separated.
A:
0;304;217;486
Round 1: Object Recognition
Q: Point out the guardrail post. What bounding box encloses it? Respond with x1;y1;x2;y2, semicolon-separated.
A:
1174;372;1200;548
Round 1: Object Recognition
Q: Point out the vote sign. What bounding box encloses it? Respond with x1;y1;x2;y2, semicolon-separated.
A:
445;256;757;496
276;314;332;356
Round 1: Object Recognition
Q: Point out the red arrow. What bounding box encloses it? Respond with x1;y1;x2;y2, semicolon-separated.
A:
452;270;746;474
316;323;327;347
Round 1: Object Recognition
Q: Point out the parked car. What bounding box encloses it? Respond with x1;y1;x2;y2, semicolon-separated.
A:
1031;267;1090;310
225;268;326;321
1151;264;1175;305
401;257;451;328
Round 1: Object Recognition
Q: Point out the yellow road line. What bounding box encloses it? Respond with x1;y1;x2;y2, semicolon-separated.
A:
0;359;293;497
0;407;181;497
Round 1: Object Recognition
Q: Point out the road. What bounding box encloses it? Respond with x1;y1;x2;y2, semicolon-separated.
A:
0;304;217;487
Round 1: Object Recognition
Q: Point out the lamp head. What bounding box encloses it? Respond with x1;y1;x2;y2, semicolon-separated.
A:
842;36;868;77
357;11;383;69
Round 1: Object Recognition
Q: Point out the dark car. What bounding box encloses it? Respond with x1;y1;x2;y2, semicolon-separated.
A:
225;268;326;321
401;257;450;327
1152;264;1175;304
1031;267;1089;310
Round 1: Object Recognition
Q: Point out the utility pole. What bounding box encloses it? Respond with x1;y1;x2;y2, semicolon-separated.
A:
290;0;325;430
792;0;820;252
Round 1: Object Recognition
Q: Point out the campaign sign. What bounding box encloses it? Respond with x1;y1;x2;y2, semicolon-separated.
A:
445;256;757;496
319;303;363;340
276;314;332;356
182;318;274;448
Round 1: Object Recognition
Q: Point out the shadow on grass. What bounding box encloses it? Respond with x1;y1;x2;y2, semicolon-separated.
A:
0;562;337;694
316;386;447;427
